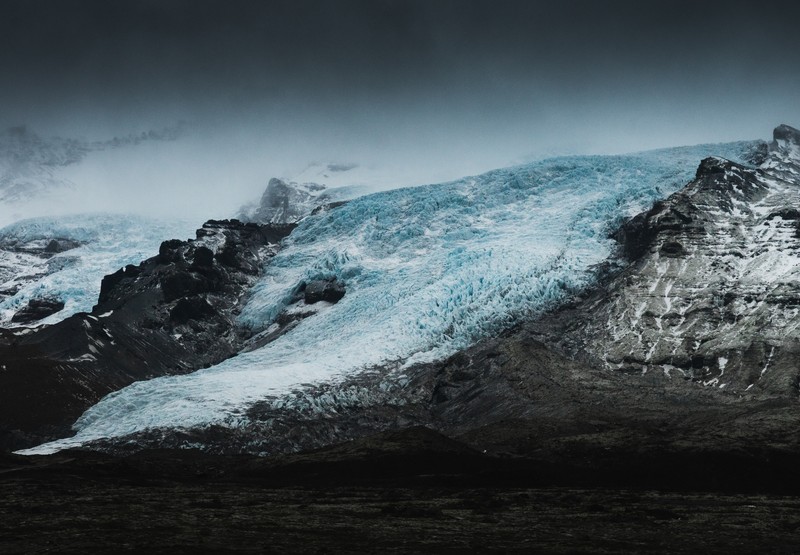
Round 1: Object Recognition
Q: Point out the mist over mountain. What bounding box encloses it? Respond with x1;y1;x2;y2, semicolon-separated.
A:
0;124;186;221
1;0;799;227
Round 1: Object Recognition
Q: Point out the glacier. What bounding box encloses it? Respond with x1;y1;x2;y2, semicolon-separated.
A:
21;141;763;454
0;214;197;326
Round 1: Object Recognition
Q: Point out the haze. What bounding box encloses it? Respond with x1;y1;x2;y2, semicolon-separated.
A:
1;0;799;223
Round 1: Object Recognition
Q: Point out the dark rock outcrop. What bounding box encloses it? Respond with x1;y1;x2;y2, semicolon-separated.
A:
0;218;296;451
238;178;331;224
10;297;65;323
773;123;800;145
43;238;82;253
170;296;216;324
303;279;346;304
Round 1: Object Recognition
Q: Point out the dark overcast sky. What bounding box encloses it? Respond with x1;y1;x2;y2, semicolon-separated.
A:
2;0;800;193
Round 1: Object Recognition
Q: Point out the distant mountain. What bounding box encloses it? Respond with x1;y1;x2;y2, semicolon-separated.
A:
237;178;333;224
71;125;800;463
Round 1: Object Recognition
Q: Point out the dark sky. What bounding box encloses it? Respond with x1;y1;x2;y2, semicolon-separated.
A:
2;0;799;205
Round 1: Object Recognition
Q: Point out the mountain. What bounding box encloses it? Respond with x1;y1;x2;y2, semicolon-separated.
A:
6;125;800;554
51;124;798;468
237;178;333;224
237;176;367;225
530;124;800;395
4;133;772;454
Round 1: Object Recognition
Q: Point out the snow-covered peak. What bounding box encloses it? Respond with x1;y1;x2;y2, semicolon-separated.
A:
766;123;800;168
536;125;800;395
237;178;331;224
773;123;800;147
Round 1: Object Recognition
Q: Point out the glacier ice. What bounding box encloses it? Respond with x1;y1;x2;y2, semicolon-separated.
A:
0;214;197;326
21;141;762;454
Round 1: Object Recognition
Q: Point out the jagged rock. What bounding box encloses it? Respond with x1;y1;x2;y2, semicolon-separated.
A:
0;218;296;450
158;239;184;263
170;296;216;324
773;123;800;145
695;156;731;178
303;279;346;304
238;178;330;224
160;270;216;302
43;238;82;254
98;265;141;304
191;246;214;268
11;297;65;323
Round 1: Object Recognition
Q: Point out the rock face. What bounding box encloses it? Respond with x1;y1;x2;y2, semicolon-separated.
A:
529;124;800;395
238;178;332;224
303;279;346;304
0;219;295;450
10;297;64;323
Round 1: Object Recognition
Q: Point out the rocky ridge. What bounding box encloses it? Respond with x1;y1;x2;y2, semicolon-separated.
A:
238;178;332;224
530;124;800;395
0;219;295;450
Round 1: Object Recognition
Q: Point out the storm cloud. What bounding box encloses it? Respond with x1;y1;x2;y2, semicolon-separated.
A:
1;0;799;219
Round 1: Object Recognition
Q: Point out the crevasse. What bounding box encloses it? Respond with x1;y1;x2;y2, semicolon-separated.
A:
23;141;760;454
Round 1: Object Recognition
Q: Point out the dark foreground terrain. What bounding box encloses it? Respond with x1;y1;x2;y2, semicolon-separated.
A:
3;427;800;554
4;126;800;552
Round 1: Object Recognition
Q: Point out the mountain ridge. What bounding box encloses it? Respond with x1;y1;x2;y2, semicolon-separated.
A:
529;123;800;395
